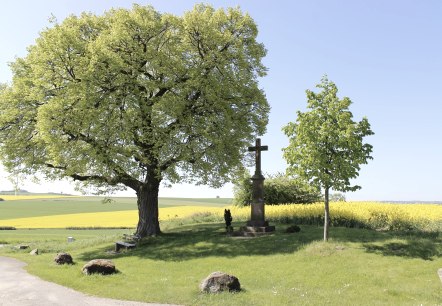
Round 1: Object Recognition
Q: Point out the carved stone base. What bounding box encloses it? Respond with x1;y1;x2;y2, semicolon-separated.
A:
240;223;275;237
246;220;269;227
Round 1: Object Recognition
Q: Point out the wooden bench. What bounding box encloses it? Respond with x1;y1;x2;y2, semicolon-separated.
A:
115;241;136;252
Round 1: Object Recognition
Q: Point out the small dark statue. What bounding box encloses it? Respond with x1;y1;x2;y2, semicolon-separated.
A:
224;209;233;233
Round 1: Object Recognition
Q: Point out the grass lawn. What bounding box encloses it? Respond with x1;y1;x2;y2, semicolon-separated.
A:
0;196;231;220
0;222;441;305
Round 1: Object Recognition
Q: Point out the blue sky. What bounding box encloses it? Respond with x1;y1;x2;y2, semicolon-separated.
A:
1;1;441;201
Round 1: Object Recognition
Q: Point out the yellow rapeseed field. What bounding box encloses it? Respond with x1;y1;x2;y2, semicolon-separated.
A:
230;201;442;230
0;195;78;201
1;201;441;229
231;201;442;222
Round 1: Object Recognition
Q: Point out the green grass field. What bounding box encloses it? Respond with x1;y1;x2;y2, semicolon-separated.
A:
0;196;231;220
0;196;441;305
0;222;441;305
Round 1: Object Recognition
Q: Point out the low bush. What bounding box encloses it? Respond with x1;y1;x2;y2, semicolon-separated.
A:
233;171;321;206
0;226;16;230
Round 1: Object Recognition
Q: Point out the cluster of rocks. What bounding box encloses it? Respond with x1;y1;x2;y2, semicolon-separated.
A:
54;253;117;275
285;225;301;233
26;249;240;293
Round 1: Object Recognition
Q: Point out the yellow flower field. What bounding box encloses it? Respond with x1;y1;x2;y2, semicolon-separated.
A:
0;201;441;230
0;195;78;201
232;201;442;222
0;206;222;228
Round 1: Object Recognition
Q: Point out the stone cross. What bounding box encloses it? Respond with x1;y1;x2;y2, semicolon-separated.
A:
248;138;268;178
244;138;274;231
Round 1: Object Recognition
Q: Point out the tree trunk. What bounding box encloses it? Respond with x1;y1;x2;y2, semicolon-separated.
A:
135;181;161;237
324;187;330;241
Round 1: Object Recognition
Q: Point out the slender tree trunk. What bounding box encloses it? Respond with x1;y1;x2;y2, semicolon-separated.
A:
135;180;161;237
324;187;330;241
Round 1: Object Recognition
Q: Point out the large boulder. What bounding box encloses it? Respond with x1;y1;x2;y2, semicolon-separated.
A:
54;253;73;265
200;271;241;293
82;259;116;275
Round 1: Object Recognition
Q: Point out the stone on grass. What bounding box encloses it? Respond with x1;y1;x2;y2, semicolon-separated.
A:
82;259;116;275
54;252;73;265
30;249;39;256
286;225;301;233
200;271;241;293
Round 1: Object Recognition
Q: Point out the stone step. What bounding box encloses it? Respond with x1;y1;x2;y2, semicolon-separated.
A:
240;225;276;233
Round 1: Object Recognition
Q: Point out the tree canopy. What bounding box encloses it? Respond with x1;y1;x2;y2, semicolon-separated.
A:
282;76;373;240
0;4;269;237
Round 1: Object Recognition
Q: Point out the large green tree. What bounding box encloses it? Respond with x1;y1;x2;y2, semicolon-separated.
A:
0;4;269;237
282;77;373;241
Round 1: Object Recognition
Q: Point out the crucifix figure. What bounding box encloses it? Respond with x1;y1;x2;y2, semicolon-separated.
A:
242;138;274;233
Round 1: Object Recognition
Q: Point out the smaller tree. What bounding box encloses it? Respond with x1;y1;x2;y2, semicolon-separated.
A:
282;76;374;241
7;170;24;197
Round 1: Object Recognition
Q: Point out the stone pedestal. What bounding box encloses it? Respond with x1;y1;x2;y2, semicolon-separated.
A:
240;224;276;237
241;138;275;237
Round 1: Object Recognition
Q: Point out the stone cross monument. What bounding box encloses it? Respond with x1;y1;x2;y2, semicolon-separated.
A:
241;138;275;235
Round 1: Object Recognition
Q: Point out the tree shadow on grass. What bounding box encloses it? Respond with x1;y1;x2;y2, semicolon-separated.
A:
78;222;324;262
77;222;442;262
363;239;442;261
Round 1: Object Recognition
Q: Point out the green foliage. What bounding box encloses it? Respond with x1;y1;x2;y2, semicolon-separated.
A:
0;4;269;189
233;171;321;206
232;170;253;206
101;197;115;205
282;76;374;240
0;4;269;236
282;76;374;193
329;192;346;202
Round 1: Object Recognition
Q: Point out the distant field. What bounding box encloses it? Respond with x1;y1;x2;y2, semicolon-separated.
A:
0;195;78;201
0;206;223;228
0;196;231;220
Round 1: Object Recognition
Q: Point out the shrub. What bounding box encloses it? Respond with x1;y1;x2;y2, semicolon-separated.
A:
286;225;301;233
233;171;321;206
0;226;16;230
368;211;389;230
0;198;4;201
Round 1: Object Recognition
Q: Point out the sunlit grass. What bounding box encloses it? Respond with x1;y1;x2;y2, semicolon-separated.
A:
0;223;441;305
0;206;222;228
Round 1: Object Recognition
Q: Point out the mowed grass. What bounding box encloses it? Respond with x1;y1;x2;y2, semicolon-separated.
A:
0;196;231;220
0;223;441;305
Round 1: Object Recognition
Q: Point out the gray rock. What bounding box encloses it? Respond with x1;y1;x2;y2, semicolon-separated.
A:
200;271;241;293
30;249;39;256
82;259;116;275
54;253;73;265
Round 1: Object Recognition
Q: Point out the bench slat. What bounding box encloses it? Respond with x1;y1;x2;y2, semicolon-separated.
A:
115;241;136;252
